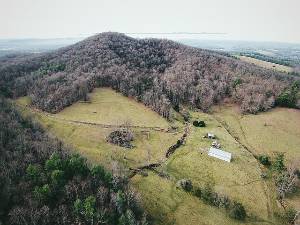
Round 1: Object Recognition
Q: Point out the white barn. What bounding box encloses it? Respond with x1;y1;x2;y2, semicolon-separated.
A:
208;147;232;162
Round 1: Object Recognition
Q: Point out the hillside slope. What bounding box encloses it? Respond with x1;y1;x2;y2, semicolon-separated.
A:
0;98;147;225
0;32;299;118
15;89;278;225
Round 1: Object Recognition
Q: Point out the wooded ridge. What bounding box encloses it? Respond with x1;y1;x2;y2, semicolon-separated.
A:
0;32;299;119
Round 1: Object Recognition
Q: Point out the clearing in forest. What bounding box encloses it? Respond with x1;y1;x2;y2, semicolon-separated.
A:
15;90;290;225
55;88;171;128
15;88;181;168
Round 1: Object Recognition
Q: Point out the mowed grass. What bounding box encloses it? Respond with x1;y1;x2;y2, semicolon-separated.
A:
15;92;288;225
213;104;300;212
238;55;293;73
56;88;170;128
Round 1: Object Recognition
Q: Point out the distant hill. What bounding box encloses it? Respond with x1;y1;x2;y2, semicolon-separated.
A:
0;32;299;118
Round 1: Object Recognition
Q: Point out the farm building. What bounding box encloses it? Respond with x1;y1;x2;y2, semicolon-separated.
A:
208;147;232;162
203;132;216;139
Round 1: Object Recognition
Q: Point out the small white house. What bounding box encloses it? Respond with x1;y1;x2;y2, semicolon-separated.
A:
208;147;232;162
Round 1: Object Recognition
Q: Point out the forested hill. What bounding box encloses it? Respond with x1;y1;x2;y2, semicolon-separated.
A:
0;98;147;225
0;32;299;118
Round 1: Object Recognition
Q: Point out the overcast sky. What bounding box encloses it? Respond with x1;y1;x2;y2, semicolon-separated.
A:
0;0;299;43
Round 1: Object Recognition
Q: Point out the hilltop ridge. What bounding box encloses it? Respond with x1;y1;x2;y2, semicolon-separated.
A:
0;32;299;118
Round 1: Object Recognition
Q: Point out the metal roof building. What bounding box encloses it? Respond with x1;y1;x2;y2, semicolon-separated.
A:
208;147;232;162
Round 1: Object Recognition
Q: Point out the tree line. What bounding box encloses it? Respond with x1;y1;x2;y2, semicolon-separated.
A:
0;98;148;225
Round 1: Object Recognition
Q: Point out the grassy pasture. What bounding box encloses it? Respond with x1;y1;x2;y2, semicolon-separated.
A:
213;104;300;163
15;90;181;169
15;91;292;225
132;172;253;225
238;55;293;73
56;88;171;128
213;104;300;212
165;111;274;223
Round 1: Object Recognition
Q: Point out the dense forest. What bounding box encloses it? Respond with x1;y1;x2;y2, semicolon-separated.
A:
0;98;148;225
0;32;299;119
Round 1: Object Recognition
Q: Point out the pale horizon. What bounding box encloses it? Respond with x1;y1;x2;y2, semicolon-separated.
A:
1;0;300;44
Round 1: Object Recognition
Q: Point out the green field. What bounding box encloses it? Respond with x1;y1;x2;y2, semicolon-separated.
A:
238;55;293;73
56;88;171;128
132;173;250;225
213;104;300;163
213;104;300;213
165;111;273;223
16;89;181;169
15;89;299;225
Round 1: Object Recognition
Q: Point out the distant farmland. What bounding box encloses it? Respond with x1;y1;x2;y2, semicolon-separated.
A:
238;55;293;73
